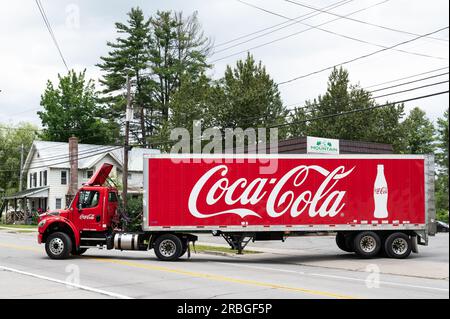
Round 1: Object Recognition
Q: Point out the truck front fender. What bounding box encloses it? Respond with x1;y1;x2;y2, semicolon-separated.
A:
39;217;80;247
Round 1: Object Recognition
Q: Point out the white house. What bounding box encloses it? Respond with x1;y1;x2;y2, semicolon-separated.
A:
3;140;159;212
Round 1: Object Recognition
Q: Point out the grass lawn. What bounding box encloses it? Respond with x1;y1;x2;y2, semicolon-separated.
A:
0;223;38;229
192;244;260;255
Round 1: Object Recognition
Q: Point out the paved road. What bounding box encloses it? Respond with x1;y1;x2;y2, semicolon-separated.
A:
0;229;448;299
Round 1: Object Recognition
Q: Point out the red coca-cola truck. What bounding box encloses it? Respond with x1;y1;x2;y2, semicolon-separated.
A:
37;154;436;261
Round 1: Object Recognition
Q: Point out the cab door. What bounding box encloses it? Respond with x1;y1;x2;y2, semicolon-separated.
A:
75;189;103;231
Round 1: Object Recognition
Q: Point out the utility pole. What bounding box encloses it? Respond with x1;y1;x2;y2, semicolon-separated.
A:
19;144;24;191
122;75;132;210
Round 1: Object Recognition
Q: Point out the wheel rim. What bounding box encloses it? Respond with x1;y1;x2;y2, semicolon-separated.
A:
160;239;176;257
391;238;408;255
360;235;377;253
49;238;64;256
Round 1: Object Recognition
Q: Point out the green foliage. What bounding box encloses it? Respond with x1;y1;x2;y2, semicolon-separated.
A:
38;70;118;144
434;108;449;218
0;123;38;194
98;8;212;147
97;7;153;145
436;209;449;223
124;195;143;232
399;107;435;154
289;67;405;149
212;53;288;143
436;108;449;173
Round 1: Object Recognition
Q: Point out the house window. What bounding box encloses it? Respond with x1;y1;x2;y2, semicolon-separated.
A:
86;170;94;179
128;173;132;180
29;173;32;188
43;171;47;186
33;172;37;187
55;198;62;209
61;171;67;185
39;171;42;187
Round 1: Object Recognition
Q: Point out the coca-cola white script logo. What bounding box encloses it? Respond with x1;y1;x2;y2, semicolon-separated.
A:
79;214;95;220
188;165;355;219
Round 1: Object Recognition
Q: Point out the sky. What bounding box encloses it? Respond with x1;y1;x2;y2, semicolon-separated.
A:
0;0;448;128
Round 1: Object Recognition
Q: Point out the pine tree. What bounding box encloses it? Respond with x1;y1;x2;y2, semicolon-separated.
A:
213;53;287;133
97;7;152;146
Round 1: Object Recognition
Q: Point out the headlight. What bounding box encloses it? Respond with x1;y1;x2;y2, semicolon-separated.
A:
38;219;47;227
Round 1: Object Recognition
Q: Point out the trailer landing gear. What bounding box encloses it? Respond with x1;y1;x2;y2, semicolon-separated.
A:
221;233;253;254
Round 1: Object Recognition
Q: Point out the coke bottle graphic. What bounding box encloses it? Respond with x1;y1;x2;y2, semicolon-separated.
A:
373;164;389;218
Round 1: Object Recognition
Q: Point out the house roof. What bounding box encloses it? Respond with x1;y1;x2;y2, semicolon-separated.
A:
23;141;160;172
3;186;49;199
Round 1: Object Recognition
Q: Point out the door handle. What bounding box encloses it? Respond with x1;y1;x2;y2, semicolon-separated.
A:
96;215;101;222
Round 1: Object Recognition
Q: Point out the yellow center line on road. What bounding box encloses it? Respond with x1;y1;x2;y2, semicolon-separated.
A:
0;242;42;253
0;242;358;299
87;257;358;299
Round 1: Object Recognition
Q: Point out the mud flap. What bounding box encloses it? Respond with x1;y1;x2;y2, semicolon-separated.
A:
411;235;419;253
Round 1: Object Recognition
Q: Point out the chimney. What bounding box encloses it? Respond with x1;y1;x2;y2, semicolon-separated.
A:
68;136;78;196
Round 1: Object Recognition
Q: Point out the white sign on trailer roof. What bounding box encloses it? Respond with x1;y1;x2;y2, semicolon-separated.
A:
306;136;339;155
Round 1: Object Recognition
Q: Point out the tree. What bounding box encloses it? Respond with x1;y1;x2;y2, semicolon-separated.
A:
0;123;38;194
435;108;449;222
147;10;212;129
436;108;449;173
97;7;152;145
213;53;288;135
399;107;435;154
289;67;405;150
98;8;212;146
38;70;118;144
169;74;215;132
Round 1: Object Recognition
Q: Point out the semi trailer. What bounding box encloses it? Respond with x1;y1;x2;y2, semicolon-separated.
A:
37;154;436;261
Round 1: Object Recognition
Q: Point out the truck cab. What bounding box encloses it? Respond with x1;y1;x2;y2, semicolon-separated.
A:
38;164;119;258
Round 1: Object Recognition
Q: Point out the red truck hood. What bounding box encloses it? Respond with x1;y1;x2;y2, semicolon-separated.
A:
86;163;113;186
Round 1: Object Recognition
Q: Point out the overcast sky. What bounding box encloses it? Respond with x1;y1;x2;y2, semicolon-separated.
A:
0;0;448;128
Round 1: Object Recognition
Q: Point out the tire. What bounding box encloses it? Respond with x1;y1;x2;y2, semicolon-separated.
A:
72;248;88;256
335;233;353;252
384;232;412;259
353;231;381;258
45;232;72;260
154;234;183;261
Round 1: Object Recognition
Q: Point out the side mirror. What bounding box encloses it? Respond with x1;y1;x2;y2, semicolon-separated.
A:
77;203;83;212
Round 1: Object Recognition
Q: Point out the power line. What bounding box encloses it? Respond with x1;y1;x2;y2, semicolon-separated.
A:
278;26;449;85
0;146;123;173
370;72;449;93
269;90;449;129
372;80;449;99
364;66;449;89
284;0;449;42
213;0;352;49
213;0;355;55
211;0;390;63
129;90;449;147
35;0;69;72
236;0;447;61
28;145;121;165
284;69;449;108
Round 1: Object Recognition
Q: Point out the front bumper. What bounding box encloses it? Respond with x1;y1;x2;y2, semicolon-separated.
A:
37;232;43;244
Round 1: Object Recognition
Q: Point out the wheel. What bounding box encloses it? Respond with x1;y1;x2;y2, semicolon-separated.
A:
154;234;183;261
384;232;412;259
72;248;88;256
335;233;353;252
45;232;72;259
353;231;381;258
